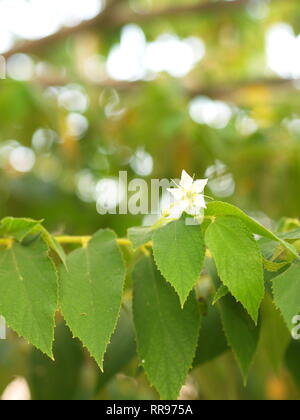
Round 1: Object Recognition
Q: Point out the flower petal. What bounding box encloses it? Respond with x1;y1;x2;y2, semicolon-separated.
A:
167;188;184;201
186;210;205;225
179;170;194;190
193;194;207;209
167;204;184;220
186;204;205;216
185;206;198;216
181;199;191;211
192;179;208;194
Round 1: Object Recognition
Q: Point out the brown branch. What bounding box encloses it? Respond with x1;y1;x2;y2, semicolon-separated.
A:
187;77;300;99
35;74;139;91
2;0;250;59
33;71;300;101
2;0;122;59
113;0;249;26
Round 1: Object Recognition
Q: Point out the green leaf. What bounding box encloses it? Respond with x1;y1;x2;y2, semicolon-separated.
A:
285;340;300;389
258;294;290;372
38;226;66;267
205;216;264;323
59;229;126;370
219;295;260;382
0;217;42;241
153;219;205;306
213;285;229;305
28;321;85;401
0;239;57;357
0;217;66;266
258;237;279;260
263;258;289;273
193;304;228;367
133;256;200;400
278;228;300;241
96;308;136;391
206;201;299;259
127;226;153;249
272;262;300;329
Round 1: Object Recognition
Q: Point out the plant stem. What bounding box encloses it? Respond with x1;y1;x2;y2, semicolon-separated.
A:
0;236;134;248
55;236;91;245
55;236;133;248
0;238;13;248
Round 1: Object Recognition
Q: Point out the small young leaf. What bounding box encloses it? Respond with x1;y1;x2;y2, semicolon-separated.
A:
59;229;126;370
272;262;300;329
127;226;153;249
206;201;299;259
133;256;200;400
205;216;264;323
153;219;205;306
0;239;57;357
263;258;288;273
278;228;300;241
0;217;42;242
213;285;229;305
0;217;67;266
258;237;279;260
219;295;260;382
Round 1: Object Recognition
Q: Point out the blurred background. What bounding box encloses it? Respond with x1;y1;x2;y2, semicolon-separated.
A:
0;0;300;400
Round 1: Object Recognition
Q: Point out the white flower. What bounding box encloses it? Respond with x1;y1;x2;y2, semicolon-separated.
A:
165;170;208;219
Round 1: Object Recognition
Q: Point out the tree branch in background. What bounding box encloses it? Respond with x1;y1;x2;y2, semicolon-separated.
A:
2;0;249;59
33;71;300;100
187;77;300;99
2;0;122;59
113;0;249;26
